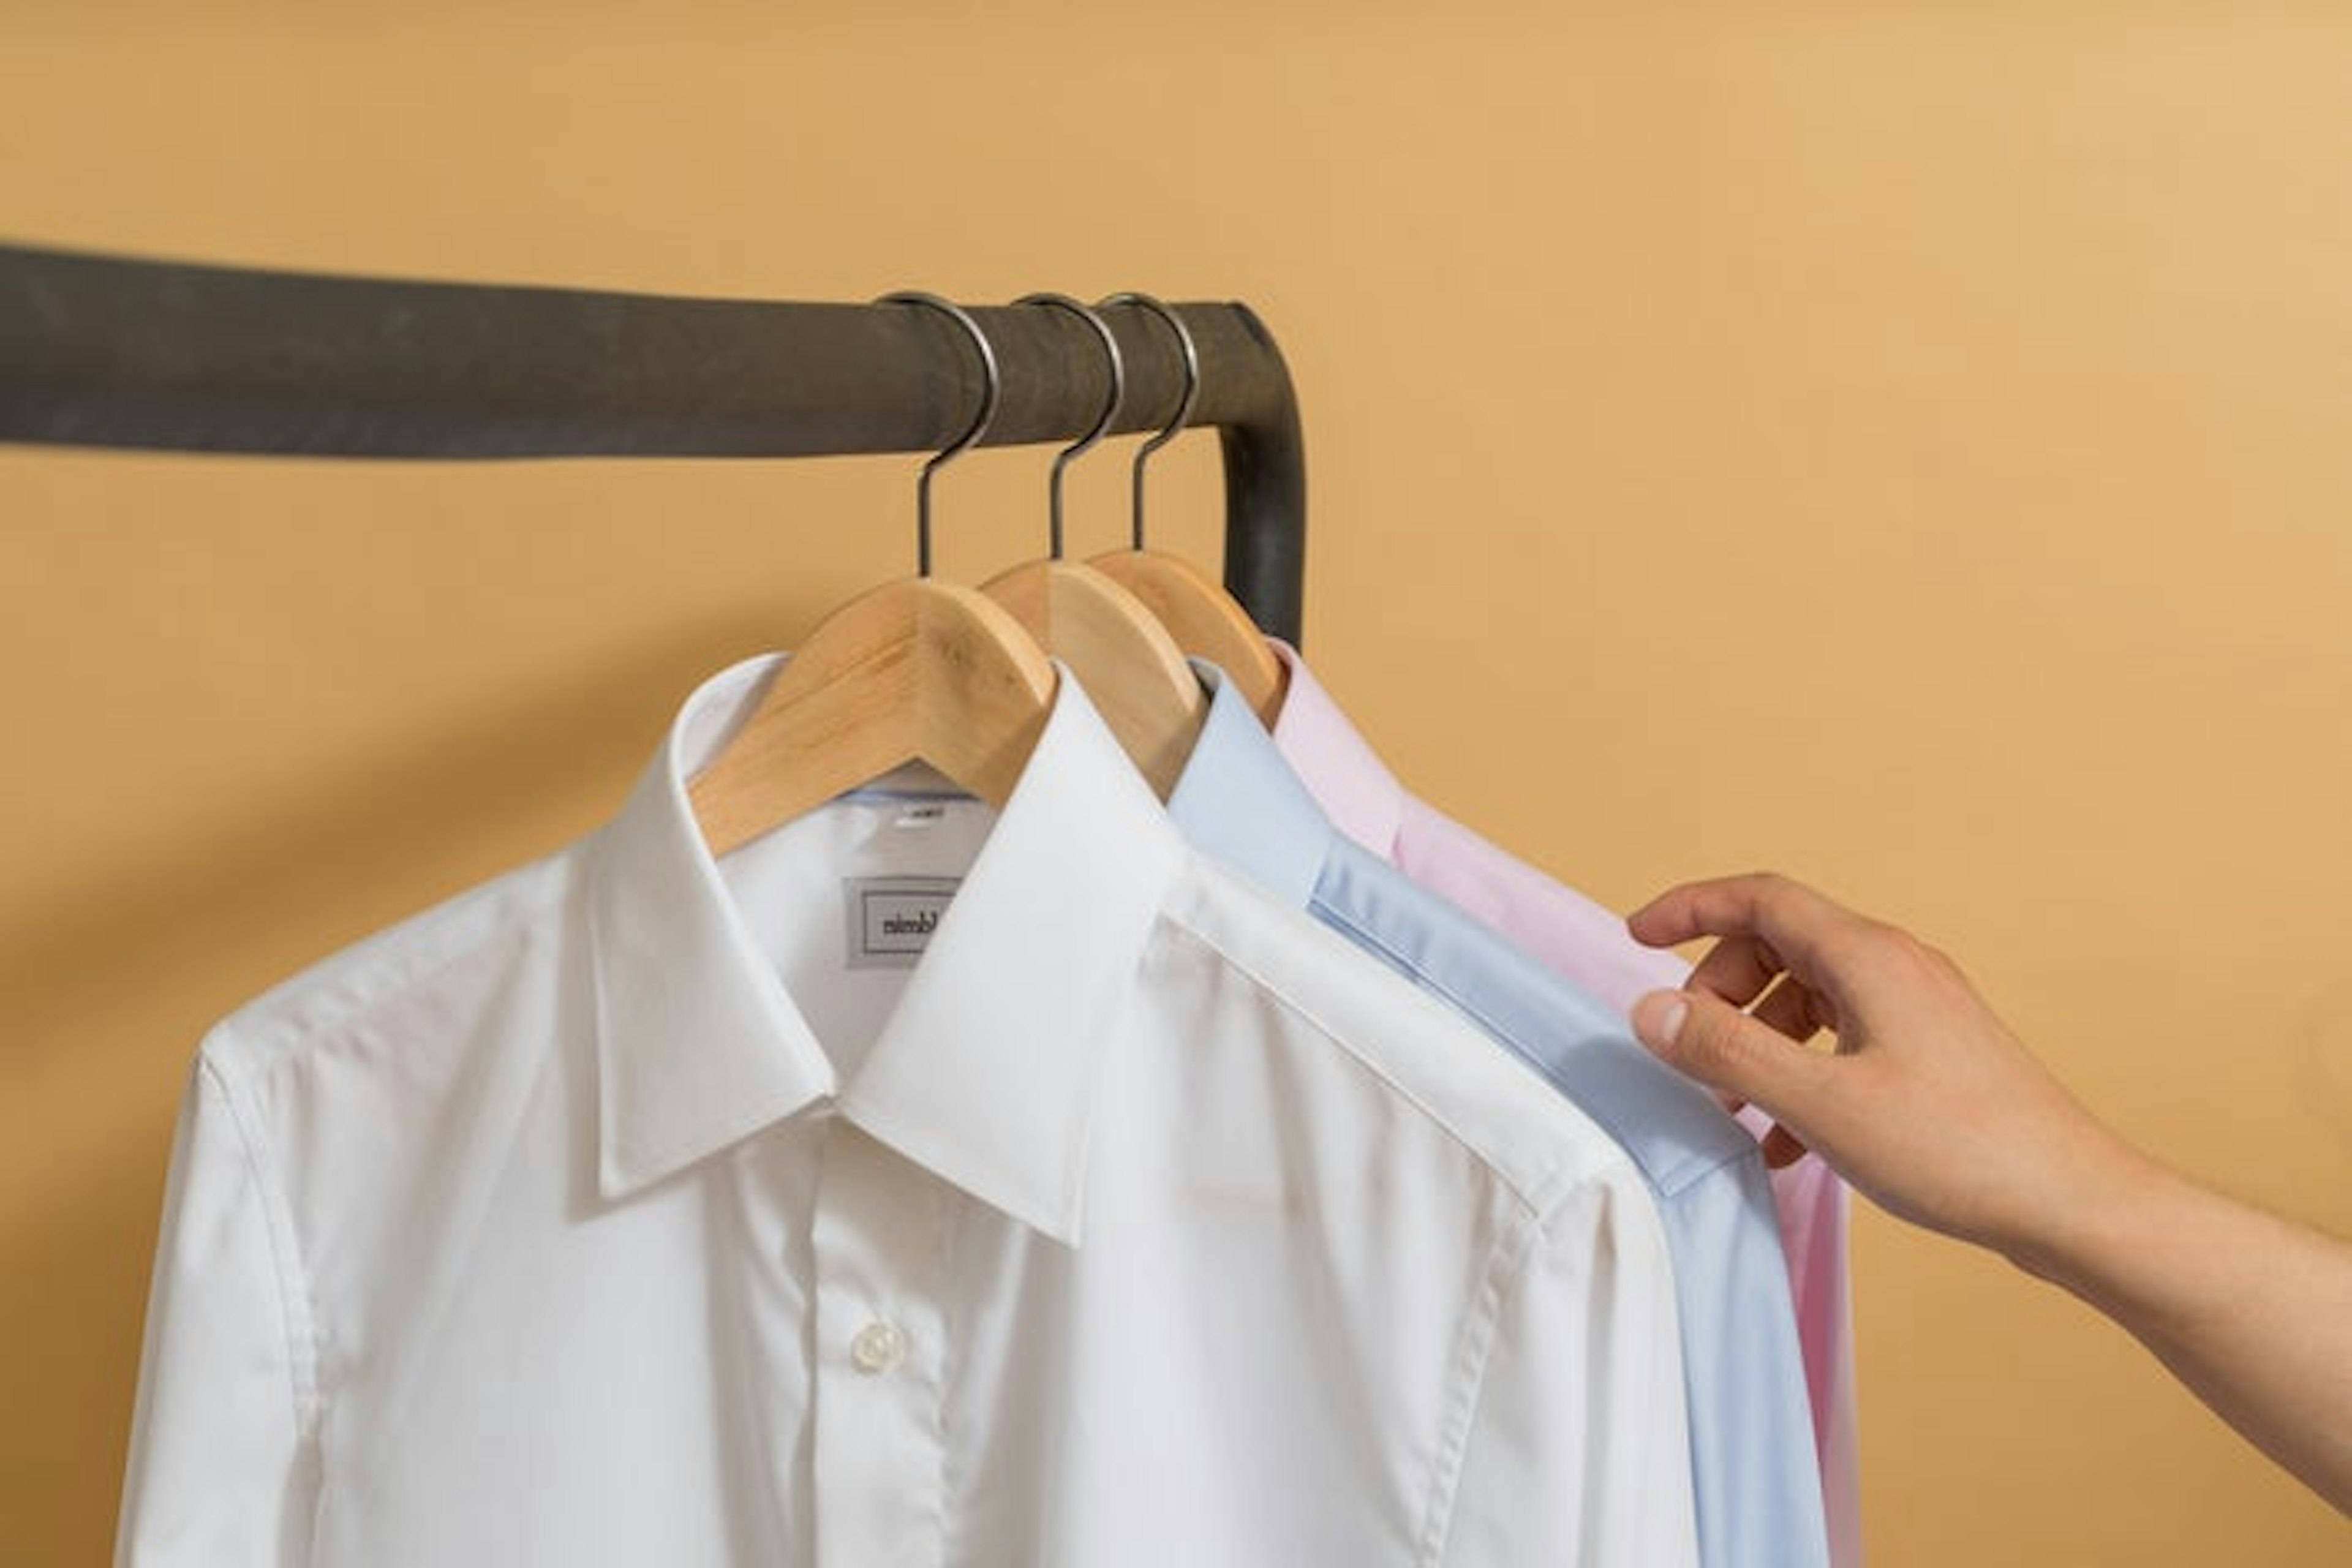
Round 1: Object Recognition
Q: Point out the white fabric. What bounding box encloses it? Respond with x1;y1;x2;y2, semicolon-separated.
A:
116;655;1699;1567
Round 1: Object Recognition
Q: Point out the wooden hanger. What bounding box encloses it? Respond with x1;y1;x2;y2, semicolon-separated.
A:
978;294;1206;801
686;293;1058;858
688;579;1056;856
981;560;1204;800
1089;549;1285;724
1084;292;1287;726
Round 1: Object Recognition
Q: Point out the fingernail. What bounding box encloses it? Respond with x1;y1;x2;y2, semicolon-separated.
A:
1634;992;1689;1050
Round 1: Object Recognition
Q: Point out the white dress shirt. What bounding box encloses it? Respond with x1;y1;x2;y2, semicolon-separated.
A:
117;654;1700;1567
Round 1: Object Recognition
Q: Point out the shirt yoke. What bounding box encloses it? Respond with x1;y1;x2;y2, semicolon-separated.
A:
195;845;579;1080
1161;855;1643;1221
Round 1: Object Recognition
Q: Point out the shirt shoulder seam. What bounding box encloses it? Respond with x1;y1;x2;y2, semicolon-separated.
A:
1414;1199;1541;1566
197;1048;323;1446
1307;894;1752;1199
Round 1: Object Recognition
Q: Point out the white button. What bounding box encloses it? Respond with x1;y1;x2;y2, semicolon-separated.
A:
850;1321;906;1374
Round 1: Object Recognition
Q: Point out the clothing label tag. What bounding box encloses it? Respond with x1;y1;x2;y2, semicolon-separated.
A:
845;876;961;968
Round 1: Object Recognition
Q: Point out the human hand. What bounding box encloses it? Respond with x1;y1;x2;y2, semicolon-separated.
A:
1624;873;2141;1268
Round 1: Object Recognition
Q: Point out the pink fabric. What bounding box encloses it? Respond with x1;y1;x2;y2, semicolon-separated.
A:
1268;643;1862;1568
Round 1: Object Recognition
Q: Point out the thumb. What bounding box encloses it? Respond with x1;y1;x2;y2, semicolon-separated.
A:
1629;988;1825;1124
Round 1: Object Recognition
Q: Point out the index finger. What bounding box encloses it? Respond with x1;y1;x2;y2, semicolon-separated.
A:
1626;872;1873;982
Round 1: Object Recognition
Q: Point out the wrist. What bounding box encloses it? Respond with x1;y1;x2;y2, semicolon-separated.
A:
1997;1130;2176;1299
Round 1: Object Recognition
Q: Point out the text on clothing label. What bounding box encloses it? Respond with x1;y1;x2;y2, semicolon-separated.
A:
845;876;962;967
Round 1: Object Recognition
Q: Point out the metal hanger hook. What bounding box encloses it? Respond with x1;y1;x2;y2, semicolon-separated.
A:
876;290;1000;576
1013;292;1125;560
1098;292;1200;552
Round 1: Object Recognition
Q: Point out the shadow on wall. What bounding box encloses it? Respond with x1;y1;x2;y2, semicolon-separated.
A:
1;1149;165;1564
0;607;806;1563
0;608;814;1063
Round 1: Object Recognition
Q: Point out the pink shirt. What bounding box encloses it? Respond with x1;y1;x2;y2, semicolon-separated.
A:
1268;643;1862;1568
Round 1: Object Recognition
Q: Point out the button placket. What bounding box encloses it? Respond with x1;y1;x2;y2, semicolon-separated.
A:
809;1123;948;1567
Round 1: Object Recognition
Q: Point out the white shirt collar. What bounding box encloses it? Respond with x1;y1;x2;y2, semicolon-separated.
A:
584;652;1184;1244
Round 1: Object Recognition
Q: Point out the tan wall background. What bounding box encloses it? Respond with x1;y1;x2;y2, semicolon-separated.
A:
5;2;2348;1560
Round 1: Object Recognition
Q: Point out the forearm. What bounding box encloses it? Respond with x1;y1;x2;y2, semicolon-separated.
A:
1627;875;2352;1513
2007;1144;2352;1515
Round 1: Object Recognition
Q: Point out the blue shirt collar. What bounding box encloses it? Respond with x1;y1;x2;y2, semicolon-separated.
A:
1164;659;1332;909
1167;658;1760;1194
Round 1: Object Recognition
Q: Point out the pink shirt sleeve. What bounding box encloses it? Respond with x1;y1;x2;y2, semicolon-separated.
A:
1742;1109;1861;1568
1268;643;1863;1567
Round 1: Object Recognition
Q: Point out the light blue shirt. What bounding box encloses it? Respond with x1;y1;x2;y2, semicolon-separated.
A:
1167;665;1833;1568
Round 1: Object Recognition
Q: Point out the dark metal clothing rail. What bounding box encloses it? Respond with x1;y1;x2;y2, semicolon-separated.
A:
0;243;1308;642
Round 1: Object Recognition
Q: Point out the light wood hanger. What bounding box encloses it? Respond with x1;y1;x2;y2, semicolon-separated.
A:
1090;548;1285;724
687;293;1058;858
1085;292;1287;728
978;293;1206;802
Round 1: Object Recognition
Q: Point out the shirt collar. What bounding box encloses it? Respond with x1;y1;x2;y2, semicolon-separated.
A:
1263;639;1408;859
1178;663;1761;1195
585;652;1185;1245
1164;659;1331;910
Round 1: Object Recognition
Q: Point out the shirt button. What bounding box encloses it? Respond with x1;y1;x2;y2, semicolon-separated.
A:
850;1320;907;1375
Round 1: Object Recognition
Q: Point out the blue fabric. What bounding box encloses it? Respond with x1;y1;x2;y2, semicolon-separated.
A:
1167;665;1833;1568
